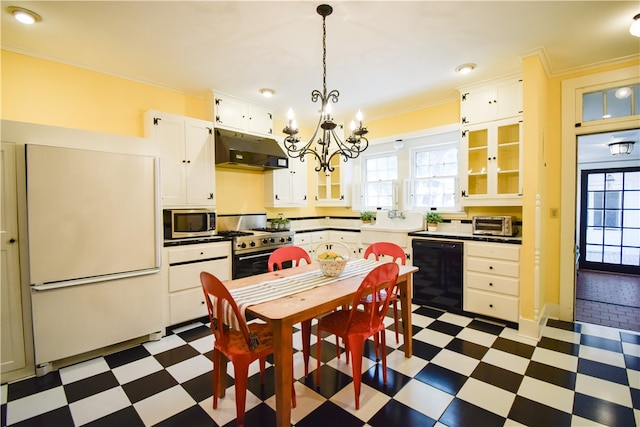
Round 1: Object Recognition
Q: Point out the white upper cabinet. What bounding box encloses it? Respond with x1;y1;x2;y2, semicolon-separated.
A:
460;77;523;125
264;149;308;207
214;93;273;136
315;154;352;207
145;110;215;207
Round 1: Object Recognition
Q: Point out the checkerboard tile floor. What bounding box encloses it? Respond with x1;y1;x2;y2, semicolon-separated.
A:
2;305;639;426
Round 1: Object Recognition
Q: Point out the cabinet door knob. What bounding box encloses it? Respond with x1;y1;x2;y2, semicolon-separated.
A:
489;282;493;286
489;304;494;308
489;266;493;269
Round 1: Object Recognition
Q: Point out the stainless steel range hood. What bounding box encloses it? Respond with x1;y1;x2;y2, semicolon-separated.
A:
214;128;289;170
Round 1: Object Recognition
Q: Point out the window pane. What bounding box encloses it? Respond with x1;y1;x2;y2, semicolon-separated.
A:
413;146;458;209
606;88;631;118
583;91;604;121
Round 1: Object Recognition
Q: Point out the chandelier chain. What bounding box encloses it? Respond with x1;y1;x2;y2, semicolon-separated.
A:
322;14;327;97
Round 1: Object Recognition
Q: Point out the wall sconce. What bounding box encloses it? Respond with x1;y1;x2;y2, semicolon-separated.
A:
608;141;635;155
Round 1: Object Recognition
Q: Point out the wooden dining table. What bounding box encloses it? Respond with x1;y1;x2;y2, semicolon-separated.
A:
222;260;418;427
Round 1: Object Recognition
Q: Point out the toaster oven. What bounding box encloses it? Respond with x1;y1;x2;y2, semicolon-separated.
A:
472;216;517;236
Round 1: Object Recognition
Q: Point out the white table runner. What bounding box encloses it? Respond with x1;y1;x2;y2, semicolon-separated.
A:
220;258;381;330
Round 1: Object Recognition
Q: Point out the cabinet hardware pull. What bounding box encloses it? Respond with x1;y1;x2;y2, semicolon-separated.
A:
489;304;493;308
489;283;493;286
489;266;493;269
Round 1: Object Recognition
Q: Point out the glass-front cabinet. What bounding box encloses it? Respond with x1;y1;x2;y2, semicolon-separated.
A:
461;118;522;206
316;154;352;206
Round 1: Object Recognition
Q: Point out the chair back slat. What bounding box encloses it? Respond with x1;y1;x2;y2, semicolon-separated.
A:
347;263;399;332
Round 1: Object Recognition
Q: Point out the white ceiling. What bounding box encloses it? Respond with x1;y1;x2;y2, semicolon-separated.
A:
2;0;639;128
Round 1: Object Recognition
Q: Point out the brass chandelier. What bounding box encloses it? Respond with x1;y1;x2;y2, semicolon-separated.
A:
282;4;369;173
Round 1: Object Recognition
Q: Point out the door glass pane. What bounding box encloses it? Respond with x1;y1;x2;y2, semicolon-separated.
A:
587;173;605;191
587;209;603;227
623;209;640;228
603;246;621;264
604;228;621;246
623;228;640;246
586;227;603;244
604;210;621;227
622;247;639;266
585;244;602;262
624;191;640;209
626;172;640;190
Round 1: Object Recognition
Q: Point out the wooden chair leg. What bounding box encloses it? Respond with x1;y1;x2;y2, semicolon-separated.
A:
392;299;400;344
301;319;312;376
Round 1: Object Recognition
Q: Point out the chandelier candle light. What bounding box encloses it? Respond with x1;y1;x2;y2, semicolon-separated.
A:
283;4;369;173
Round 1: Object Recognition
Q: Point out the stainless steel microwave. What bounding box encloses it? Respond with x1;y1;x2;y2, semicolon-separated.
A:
472;216;517;236
163;209;216;240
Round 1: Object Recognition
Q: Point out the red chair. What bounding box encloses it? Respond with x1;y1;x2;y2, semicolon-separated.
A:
315;262;399;409
200;272;295;426
362;242;406;344
267;245;311;272
267;246;318;376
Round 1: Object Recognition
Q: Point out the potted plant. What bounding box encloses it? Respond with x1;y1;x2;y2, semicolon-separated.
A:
425;212;443;232
360;211;374;224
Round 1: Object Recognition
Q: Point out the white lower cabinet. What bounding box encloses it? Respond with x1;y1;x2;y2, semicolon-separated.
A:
464;241;520;323
329;230;361;259
164;241;231;326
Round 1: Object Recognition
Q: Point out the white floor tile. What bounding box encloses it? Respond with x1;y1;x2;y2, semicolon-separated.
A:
430;349;479;376
504;418;528;426
171;322;206;334
575;373;633;407
394;378;454;420
142;334;187;355
265;381;325;425
517;376;575;413
199;386;260;426
188;334;215;354
166;354;212;383
69;386;130;426
6;387;68;425
385;349;429;378
481;348;530;375
628;368;640;389
329;381;390;421
111;356;164;385
500;328;539;346
457;377;516;417
578;345;626;368
622;341;640;357
59;357;110;384
134;385;196;426
542;326;581;344
456;327;498;348
1;384;7;405
413;328;454;348
579;323;621;341
531;347;578;372
410;312;436;328
571;414;608;426
439;312;472;327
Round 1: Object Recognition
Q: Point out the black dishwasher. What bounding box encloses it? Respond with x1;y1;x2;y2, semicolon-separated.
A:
412;239;464;312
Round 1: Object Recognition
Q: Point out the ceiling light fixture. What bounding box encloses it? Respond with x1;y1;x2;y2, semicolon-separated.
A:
455;63;476;74
608;141;635;155
259;88;274;98
8;6;41;24
630;13;640;37
282;4;368;173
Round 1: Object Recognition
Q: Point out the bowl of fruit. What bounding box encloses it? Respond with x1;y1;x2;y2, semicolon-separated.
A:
316;244;350;277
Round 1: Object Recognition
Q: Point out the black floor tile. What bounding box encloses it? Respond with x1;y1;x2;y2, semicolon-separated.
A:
547;319;582;333
491;337;536;359
247;366;277;401
525;360;576;390
310;339;344;364
181;371;214;403
63;371;120;403
471;361;523;393
121;370;178;403
228;402;276;427
573;392;636;427
621;331;640;344
296;401;364;427
7;372;62;401
155;404;218;427
104;345;152;369
508;395;572;427
153;345;201;368
578;358;628;385
83;406;145;427
410;339;442;361
427;320;464;336
631;387;640;410
440;397;506;427
11;406;74;427
369;399;436;427
361;364;412;397
176;325;212;343
445;337;489;360
580;334;623;353
537;336;580;356
413;306;446;319
415;363;467;395
303;364;352;399
467;319;504;335
624;354;640;370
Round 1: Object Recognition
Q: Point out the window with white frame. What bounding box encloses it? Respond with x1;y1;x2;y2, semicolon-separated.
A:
412;143;458;209
364;155;397;209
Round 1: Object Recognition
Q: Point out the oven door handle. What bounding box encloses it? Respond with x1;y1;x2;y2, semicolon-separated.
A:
236;252;271;261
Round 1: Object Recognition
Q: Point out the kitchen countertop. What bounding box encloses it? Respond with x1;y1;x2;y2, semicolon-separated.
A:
409;231;522;244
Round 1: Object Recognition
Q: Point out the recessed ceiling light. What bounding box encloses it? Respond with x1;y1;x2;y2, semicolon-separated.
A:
455;63;476;74
615;86;632;99
259;88;275;98
8;6;42;24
